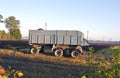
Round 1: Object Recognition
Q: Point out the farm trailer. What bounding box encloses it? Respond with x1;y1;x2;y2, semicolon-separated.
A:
29;30;89;57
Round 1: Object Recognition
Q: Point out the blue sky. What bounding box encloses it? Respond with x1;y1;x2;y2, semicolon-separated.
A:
0;0;120;41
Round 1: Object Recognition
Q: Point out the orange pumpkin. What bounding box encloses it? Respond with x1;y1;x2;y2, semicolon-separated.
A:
0;66;6;75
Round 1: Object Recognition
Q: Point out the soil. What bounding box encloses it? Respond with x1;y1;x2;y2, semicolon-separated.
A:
0;49;89;78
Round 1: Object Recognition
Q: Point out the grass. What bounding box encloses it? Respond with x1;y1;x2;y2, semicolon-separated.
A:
0;46;120;78
0;49;88;78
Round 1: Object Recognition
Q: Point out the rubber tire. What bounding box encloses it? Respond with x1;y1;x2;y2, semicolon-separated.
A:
71;49;80;57
31;47;39;54
54;49;63;57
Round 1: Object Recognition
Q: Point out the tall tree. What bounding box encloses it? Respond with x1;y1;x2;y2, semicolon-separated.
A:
5;16;22;40
0;14;3;22
5;16;20;29
10;29;22;40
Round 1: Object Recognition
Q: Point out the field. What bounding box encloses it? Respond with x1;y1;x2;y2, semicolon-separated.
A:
0;45;120;78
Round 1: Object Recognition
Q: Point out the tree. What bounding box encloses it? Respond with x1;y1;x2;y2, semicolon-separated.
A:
5;16;20;29
0;14;3;23
10;29;22;40
0;15;3;19
0;30;6;34
5;16;22;40
0;30;6;40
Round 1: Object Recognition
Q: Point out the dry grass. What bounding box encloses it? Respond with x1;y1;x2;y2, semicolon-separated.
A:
0;49;89;78
0;48;116;78
0;49;87;66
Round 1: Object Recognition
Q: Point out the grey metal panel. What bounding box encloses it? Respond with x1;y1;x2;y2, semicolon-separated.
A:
77;36;82;45
29;30;33;43
56;35;63;44
29;33;32;43
66;31;77;36
38;34;44;44
43;30;56;35
64;36;70;44
50;35;56;44
31;34;38;43
29;30;89;46
80;35;84;44
45;35;51;44
71;36;77;45
77;31;83;36
56;30;67;35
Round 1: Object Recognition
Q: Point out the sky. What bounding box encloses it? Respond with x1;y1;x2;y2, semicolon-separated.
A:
0;0;120;41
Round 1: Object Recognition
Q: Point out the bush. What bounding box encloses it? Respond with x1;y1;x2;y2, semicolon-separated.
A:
83;46;120;78
0;65;23;78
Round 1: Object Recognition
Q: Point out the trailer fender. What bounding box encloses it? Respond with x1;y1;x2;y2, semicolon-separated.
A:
76;46;83;53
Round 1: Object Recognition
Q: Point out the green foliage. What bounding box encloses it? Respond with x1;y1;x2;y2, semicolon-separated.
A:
1;65;23;78
5;16;20;29
0;30;6;39
0;47;120;78
88;46;94;53
0;14;3;19
84;46;120;78
10;29;22;40
81;75;86;78
0;14;3;22
5;16;22;40
0;30;6;34
0;30;15;40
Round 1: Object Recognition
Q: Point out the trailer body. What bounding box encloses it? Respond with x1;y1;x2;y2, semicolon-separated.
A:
29;30;88;46
29;30;89;57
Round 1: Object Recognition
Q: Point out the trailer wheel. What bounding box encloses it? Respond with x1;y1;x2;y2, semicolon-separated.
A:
71;49;80;57
54;49;63;57
31;47;39;54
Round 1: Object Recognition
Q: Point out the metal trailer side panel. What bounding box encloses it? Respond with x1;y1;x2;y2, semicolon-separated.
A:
29;30;89;46
43;31;56;44
37;30;55;44
71;36;77;45
29;30;55;44
29;31;32;43
56;30;67;35
38;34;44;44
55;35;82;45
29;30;38;44
56;35;63;44
66;31;83;36
32;35;37;43
66;31;78;36
78;35;82;45
77;31;83;36
50;35;56;44
63;35;71;45
44;35;51;44
43;30;56;35
71;36;83;45
78;36;82;45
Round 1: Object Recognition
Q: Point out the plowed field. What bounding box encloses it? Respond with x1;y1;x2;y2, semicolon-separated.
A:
0;49;89;78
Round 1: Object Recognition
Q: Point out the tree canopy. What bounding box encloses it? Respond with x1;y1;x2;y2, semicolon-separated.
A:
5;16;22;40
0;14;3;18
5;16;20;29
0;14;3;22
